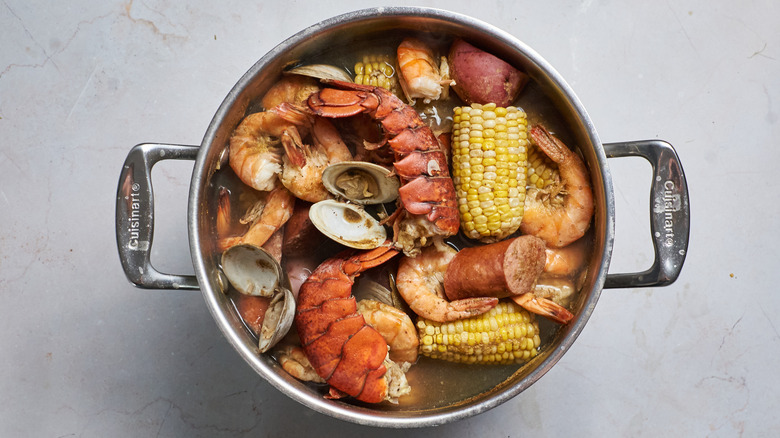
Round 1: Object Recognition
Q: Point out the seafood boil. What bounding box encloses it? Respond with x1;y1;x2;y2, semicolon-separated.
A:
214;35;595;405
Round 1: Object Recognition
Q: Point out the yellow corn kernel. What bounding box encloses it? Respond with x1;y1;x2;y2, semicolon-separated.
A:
353;54;400;96
527;141;561;189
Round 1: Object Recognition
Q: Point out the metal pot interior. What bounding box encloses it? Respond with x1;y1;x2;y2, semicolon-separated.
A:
188;7;613;427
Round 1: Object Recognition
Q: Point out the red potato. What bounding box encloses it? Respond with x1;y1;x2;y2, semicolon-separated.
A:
262;227;284;262
443;235;546;300
448;38;529;107
282;201;325;257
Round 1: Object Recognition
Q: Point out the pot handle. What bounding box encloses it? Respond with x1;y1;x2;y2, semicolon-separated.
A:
116;143;200;290
602;140;689;288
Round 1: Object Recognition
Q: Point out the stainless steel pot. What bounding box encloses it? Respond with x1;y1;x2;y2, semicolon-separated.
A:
115;7;689;427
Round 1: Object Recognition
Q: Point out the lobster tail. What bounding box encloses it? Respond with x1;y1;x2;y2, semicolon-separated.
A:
294;245;400;403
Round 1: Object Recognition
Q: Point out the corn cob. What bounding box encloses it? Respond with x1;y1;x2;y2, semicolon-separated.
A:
451;103;528;242
354;54;400;95
527;142;560;189
417;301;541;365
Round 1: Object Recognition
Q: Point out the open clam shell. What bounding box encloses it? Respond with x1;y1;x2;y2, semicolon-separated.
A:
285;64;353;83
220;244;288;297
220;244;295;353
309;199;387;249
321;161;400;205
353;278;407;310
257;286;296;353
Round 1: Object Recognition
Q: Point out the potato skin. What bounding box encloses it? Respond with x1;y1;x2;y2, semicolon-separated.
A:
282;201;324;257
448;39;528;107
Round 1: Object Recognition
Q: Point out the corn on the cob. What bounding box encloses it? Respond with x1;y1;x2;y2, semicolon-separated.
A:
354;54;400;95
527;142;560;189
417;301;541;365
451;103;528;242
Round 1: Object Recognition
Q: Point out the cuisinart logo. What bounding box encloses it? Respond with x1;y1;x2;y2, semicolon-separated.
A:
660;180;679;247
128;182;142;250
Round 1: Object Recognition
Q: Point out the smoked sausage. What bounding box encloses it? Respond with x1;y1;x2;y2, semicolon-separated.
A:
444;235;546;300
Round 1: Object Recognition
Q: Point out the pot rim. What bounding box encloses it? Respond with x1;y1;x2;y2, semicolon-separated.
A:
187;6;615;427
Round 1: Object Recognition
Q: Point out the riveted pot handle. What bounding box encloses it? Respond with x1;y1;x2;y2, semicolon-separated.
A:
603;140;689;288
116;143;200;290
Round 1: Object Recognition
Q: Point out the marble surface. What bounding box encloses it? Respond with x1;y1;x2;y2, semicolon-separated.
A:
1;0;778;436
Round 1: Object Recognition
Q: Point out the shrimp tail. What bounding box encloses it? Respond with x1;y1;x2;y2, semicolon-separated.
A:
280;126;308;168
528;125;568;163
512;292;574;324
272;102;311;126
217;186;296;251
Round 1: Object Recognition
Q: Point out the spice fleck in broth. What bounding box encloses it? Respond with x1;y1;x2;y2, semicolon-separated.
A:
210;30;595;409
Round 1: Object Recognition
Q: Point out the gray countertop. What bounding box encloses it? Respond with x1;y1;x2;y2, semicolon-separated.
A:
2;0;777;436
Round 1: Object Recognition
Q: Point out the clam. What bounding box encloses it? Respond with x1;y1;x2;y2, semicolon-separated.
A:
285;64;353;83
353;279;395;307
309;199;387;249
321;161;400;205
257;287;296;353
221;244;287;297
221;244;295;352
353;278;407;310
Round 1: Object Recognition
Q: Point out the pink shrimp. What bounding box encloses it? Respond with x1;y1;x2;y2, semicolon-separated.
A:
396;37;452;103
217;186;296;251
275;104;353;202
520;125;594;248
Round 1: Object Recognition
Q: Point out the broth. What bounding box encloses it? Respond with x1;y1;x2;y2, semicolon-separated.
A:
209;30;593;410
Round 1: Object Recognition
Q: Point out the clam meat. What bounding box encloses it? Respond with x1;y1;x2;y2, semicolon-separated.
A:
321;161;400;205
257;287;296;353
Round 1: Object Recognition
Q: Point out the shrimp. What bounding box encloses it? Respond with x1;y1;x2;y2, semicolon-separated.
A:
395;239;498;323
277;344;325;383
509;236;591;324
396;37;452;103
512;292;574;325
276;104;353;203
228;111;291;191
228;76;322;192
531;276;577;310
357;299;419;364
261;75;321;110
217;186;295;251
543;235;590;277
520;125;594;248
